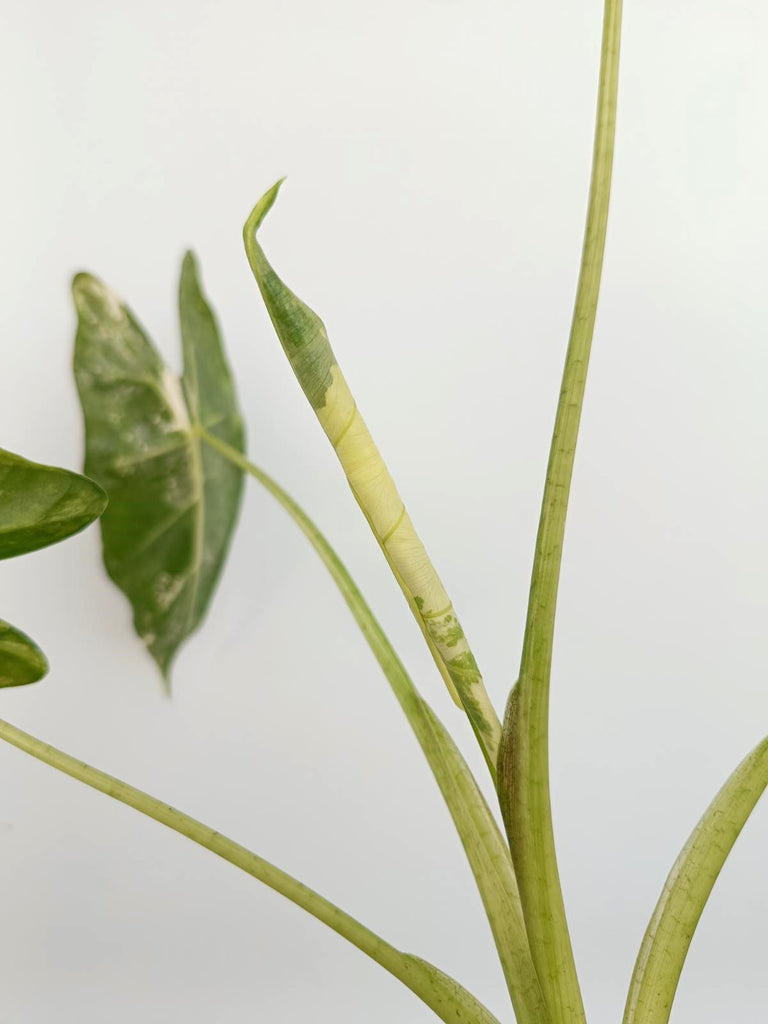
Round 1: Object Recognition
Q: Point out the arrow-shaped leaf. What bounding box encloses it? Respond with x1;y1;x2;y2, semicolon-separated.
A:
0;620;48;687
72;254;244;681
0;447;106;560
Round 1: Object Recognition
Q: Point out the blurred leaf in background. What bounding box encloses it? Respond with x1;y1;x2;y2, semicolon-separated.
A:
73;253;244;682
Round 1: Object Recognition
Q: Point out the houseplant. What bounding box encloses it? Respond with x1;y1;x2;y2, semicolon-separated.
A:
2;0;766;1020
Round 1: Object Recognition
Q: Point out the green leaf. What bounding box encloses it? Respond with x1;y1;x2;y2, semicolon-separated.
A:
0;448;105;687
623;736;768;1024
198;431;547;1024
0;447;106;560
0;715;502;1024
0;620;48;687
72;254;244;680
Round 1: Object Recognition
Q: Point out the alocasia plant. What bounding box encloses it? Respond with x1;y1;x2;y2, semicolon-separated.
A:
1;1;767;1021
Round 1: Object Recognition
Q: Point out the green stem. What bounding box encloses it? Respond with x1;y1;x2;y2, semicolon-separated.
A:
0;716;501;1024
498;3;623;1024
200;427;549;1024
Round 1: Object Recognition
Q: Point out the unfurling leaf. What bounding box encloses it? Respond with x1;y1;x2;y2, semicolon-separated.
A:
243;182;502;777
72;253;244;681
0;620;48;687
0;447;106;560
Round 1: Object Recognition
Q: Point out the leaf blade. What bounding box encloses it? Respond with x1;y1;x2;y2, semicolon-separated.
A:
72;265;244;679
623;736;768;1024
0;620;48;687
0;447;106;560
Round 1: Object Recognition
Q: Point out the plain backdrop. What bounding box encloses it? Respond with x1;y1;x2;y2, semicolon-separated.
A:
1;1;767;1021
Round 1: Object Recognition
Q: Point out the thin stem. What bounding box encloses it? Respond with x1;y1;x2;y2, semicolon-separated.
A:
499;3;623;1024
200;427;549;1024
0;716;501;1024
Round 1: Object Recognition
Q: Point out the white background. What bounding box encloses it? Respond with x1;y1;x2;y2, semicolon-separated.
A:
1;1;767;1021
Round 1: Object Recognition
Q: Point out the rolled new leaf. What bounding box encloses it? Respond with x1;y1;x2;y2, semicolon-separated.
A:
0;620;48;687
72;256;244;680
0;447;106;560
623;736;768;1024
243;182;501;775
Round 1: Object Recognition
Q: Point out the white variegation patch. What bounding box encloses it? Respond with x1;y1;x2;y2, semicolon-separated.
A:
161;366;192;433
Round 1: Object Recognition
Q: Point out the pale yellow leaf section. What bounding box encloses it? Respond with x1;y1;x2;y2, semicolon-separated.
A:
317;366;501;770
321;368;446;616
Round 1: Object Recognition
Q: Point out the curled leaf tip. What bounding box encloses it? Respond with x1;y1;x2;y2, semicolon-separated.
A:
243;178;286;243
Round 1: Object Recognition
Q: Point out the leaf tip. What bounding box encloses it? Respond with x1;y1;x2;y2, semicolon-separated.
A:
150;644;176;695
85;478;109;519
243;178;287;245
0;621;50;689
159;671;174;699
181;249;199;280
28;648;50;686
71;272;124;325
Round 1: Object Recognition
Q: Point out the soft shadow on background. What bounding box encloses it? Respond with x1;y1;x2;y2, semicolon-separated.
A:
1;1;767;1021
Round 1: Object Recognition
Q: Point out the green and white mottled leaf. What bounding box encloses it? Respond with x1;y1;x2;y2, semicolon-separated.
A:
0;620;48;687
623;736;768;1024
0;447;106;560
242;182;502;779
0;447;105;686
72;253;244;680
